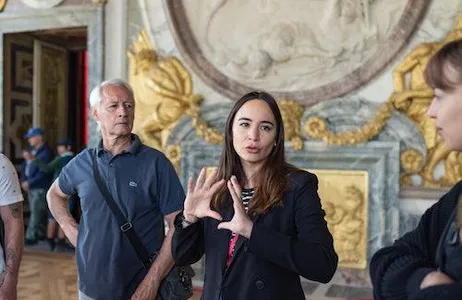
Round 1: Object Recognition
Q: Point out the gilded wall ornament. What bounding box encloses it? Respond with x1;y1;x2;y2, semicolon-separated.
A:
305;17;462;188
278;100;304;150
0;0;7;12
128;29;209;151
165;144;181;175
304;103;393;145
389;17;462;187
314;170;369;269
190;107;224;145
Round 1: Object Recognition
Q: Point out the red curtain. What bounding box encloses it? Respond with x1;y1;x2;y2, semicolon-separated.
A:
78;51;89;146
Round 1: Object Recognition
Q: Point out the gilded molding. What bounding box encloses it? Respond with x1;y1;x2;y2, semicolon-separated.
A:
313;169;369;269
190;108;224;145
279;100;304;150
304;103;393;145
0;0;7;12
165;144;181;175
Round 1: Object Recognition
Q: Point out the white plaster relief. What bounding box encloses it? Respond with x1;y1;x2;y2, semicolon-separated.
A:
183;0;406;91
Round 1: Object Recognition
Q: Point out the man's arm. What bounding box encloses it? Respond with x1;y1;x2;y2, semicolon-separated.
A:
130;210;181;300
148;211;179;279
32;156;61;174
0;202;24;298
47;180;78;246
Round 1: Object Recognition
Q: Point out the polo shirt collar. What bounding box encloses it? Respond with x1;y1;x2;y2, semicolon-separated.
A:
96;134;142;156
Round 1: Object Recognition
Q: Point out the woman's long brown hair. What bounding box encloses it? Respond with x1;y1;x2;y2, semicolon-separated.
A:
211;91;298;215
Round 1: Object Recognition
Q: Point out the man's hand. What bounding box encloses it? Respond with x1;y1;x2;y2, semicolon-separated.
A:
0;272;17;300
61;223;78;247
20;182;28;192
420;270;454;290
130;276;160;300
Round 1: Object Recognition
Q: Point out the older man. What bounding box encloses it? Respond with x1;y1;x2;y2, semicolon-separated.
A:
47;79;185;300
21;127;53;245
0;154;24;300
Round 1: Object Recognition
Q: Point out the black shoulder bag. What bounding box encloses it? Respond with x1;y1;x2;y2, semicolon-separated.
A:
92;153;193;300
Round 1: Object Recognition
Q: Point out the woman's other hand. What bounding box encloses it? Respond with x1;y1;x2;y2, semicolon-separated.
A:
183;168;225;223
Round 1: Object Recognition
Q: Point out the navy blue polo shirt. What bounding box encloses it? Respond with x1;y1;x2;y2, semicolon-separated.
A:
58;135;185;300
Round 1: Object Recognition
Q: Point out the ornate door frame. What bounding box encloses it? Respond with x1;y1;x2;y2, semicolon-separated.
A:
0;4;104;161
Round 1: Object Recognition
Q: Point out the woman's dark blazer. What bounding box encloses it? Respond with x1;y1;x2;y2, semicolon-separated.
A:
172;170;338;300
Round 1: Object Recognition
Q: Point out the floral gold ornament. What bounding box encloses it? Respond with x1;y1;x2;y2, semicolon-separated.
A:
400;149;424;174
304;103;393;145
400;148;425;185
304;116;328;138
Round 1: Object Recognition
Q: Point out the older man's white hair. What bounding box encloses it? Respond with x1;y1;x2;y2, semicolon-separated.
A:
89;78;134;109
89;79;135;131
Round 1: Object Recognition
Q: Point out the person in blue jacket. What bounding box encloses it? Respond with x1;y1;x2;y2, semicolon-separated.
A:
20;127;53;245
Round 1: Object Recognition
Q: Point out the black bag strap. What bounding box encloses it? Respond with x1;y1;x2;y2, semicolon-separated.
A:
92;151;152;269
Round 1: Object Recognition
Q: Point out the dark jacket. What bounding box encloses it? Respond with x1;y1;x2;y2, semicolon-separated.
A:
172;170;338;300
370;181;462;300
26;144;53;189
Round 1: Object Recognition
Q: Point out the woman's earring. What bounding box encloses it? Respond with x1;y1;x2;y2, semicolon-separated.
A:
274;142;277;147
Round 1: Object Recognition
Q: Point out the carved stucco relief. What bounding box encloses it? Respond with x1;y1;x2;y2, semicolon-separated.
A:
164;0;428;105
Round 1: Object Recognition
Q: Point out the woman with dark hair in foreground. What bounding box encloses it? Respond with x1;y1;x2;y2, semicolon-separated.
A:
171;91;338;300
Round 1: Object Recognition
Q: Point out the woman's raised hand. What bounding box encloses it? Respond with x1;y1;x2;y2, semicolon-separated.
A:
217;176;254;238
183;168;225;223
